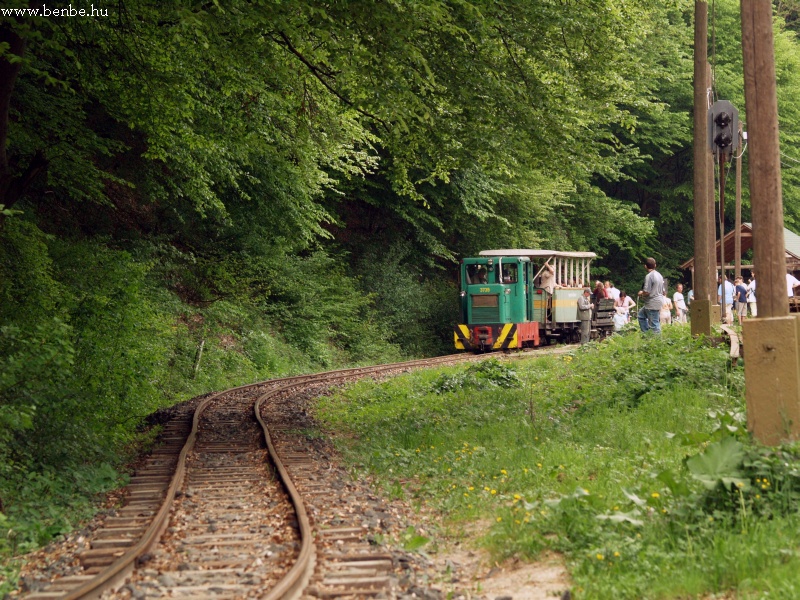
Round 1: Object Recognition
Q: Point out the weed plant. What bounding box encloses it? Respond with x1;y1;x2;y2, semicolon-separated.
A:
318;327;800;599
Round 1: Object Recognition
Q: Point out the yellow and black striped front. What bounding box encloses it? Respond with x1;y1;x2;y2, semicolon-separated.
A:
493;323;518;350
454;323;519;351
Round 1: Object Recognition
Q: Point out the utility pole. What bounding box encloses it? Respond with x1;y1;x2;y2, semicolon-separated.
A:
735;122;743;280
741;0;800;444
709;100;738;322
692;1;714;336
719;154;727;322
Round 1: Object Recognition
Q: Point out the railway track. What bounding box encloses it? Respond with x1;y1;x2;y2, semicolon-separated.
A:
15;348;575;600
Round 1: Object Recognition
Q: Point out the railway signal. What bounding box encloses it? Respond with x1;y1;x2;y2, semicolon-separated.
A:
708;100;739;159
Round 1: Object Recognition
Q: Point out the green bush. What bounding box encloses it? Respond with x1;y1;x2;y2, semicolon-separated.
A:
354;242;459;356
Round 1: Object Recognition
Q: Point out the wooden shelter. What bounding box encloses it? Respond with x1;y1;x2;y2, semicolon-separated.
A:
679;223;800;282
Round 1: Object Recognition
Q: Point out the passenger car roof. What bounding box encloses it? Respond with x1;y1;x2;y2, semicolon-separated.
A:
478;249;597;259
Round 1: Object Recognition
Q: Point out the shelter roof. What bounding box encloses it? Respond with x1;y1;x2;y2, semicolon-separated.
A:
679;223;800;270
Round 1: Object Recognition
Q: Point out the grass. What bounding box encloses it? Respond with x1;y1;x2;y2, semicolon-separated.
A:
317;326;800;599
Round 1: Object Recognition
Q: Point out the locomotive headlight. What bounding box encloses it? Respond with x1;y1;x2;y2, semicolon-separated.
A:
504;289;511;295
460;291;466;297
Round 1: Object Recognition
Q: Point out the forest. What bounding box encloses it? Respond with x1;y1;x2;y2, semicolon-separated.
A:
4;0;800;583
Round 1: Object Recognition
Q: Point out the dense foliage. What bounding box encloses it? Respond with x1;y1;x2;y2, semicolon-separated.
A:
4;0;800;592
318;328;800;598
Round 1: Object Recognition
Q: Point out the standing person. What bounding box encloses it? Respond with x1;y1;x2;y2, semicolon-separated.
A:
604;281;621;301
717;275;734;324
593;281;607;304
539;260;556;294
577;287;594;344
615;290;636;321
734;276;748;323
637;257;664;334
747;272;757;317
786;270;800;297
673;283;688;323
660;291;673;325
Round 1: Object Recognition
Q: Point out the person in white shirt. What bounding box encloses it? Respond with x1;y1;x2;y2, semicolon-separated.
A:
787;271;800;297
604;281;621;301
746;273;757;317
660;293;674;325
614;291;636;322
673;283;688;323
717;276;735;324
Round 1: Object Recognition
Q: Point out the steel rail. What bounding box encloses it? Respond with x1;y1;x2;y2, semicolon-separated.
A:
57;348;568;599
251;353;550;600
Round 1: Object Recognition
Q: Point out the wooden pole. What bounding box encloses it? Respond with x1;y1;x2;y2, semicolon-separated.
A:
741;0;787;318
693;1;711;301
735;122;743;279
719;155;727;322
740;0;800;445
707;63;717;295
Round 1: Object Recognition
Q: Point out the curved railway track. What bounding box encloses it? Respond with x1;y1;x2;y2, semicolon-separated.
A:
16;348;575;600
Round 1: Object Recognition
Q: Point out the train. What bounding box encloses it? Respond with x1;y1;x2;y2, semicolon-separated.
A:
454;249;616;351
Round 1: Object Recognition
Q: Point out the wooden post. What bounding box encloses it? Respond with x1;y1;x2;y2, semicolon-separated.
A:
741;0;800;445
708;62;719;321
691;1;714;336
719;154;727;322
735;121;743;279
742;2;787;318
193;339;205;378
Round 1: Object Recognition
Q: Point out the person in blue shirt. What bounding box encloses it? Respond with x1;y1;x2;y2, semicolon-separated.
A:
717;275;735;324
734;276;748;323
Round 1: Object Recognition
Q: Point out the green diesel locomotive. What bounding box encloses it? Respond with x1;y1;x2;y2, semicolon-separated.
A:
454;249;615;351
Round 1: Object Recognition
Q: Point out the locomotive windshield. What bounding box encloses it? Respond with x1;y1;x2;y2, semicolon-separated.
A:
465;263;491;284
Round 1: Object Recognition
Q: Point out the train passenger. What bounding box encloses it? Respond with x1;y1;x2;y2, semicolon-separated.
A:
592;281;607;303
747;273;757;316
475;266;488;284
502;264;518;283
604;281;621;301
539;260;555;294
734;276;748;323
786;270;800;297
577;288;594;344
717;276;734;324
660;292;673;325
637;257;664;334
615;291;636;321
673;283;688;323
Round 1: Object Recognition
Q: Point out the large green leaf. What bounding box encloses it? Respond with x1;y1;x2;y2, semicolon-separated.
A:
685;437;749;491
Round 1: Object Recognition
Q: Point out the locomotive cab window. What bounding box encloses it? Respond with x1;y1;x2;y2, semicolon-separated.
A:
501;263;518;283
466;264;491;284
